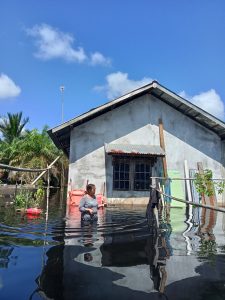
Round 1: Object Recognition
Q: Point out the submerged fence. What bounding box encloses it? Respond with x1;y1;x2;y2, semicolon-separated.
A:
150;176;225;214
0;156;60;185
0;156;61;220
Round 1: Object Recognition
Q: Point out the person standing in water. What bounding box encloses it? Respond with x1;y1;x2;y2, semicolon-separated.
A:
79;184;104;222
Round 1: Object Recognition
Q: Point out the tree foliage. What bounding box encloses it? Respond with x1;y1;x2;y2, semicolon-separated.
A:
0;113;68;185
194;169;225;197
0;112;29;143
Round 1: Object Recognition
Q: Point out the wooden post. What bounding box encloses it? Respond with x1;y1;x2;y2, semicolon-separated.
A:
197;162;206;205
158;118;168;178
60;160;64;189
14;182;18;200
197;162;217;207
184;160;192;202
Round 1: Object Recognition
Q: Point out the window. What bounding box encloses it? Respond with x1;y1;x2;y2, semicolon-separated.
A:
113;158;130;190
134;162;151;190
113;156;153;191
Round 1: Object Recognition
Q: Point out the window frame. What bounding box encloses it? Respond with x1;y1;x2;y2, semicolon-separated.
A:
112;157;130;190
112;155;154;191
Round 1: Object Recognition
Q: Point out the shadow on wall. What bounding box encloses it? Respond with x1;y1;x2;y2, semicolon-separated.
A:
70;95;221;164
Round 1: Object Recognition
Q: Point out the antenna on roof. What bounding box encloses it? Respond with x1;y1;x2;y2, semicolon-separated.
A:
60;85;65;123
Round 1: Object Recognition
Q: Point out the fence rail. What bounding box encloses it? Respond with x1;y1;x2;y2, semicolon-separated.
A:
0;163;46;172
151;176;225;181
150;185;225;213
0;156;60;186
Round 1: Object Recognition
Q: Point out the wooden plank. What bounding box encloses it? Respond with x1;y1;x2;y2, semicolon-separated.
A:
158;118;168;177
197;162;206;205
184;160;192;202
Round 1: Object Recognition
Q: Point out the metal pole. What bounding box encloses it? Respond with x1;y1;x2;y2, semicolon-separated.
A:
60;85;65;123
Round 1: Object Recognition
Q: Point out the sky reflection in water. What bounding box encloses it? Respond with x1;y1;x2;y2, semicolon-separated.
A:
0;193;225;299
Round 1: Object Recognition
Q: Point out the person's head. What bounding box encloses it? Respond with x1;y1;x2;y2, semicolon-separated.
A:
86;184;96;197
84;253;93;262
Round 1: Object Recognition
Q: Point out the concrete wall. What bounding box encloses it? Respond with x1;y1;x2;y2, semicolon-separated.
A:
68;94;224;205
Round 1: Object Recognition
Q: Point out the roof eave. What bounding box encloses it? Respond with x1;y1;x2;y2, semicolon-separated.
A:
50;81;156;134
48;81;225;155
154;84;225;127
47;128;69;157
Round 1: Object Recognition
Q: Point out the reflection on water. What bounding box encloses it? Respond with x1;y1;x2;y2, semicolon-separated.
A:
0;192;225;299
0;247;14;268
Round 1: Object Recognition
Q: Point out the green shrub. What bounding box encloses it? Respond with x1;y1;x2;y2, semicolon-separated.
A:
15;187;44;209
194;169;225;197
15;190;32;208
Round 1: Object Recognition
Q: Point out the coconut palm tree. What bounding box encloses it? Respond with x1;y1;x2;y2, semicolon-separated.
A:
0;119;68;185
10;126;67;184
0;112;29;143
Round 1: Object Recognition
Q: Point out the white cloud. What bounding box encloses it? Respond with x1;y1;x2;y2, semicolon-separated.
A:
180;89;225;120
0;74;21;99
26;24;87;63
95;72;152;99
90;52;111;66
26;24;110;66
179;91;189;99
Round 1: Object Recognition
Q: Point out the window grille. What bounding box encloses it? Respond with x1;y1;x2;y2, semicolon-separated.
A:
113;156;153;191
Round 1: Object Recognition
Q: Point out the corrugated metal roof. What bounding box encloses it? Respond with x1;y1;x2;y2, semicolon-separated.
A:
105;143;165;156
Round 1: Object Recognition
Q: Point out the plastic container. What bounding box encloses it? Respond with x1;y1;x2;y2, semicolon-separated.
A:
69;189;85;206
26;208;42;215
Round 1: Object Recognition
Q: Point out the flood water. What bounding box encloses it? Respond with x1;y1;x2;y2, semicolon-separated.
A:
1;192;225;300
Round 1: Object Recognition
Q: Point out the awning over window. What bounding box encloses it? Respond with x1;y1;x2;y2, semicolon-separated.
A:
105;143;165;156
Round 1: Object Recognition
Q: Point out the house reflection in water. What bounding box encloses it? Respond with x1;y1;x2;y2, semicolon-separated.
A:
183;205;218;256
31;204;223;300
100;206;172;294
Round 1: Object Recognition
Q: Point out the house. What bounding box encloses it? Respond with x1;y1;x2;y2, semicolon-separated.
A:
48;81;225;205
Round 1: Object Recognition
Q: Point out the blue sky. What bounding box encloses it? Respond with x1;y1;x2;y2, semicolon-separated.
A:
0;0;225;130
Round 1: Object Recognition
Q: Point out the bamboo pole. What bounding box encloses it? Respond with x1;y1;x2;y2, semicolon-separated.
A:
0;163;46;172
184;160;192;202
150;185;225;213
31;156;60;185
151;176;225;181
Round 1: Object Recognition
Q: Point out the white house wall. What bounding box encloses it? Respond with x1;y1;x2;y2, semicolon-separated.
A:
68;94;224;204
